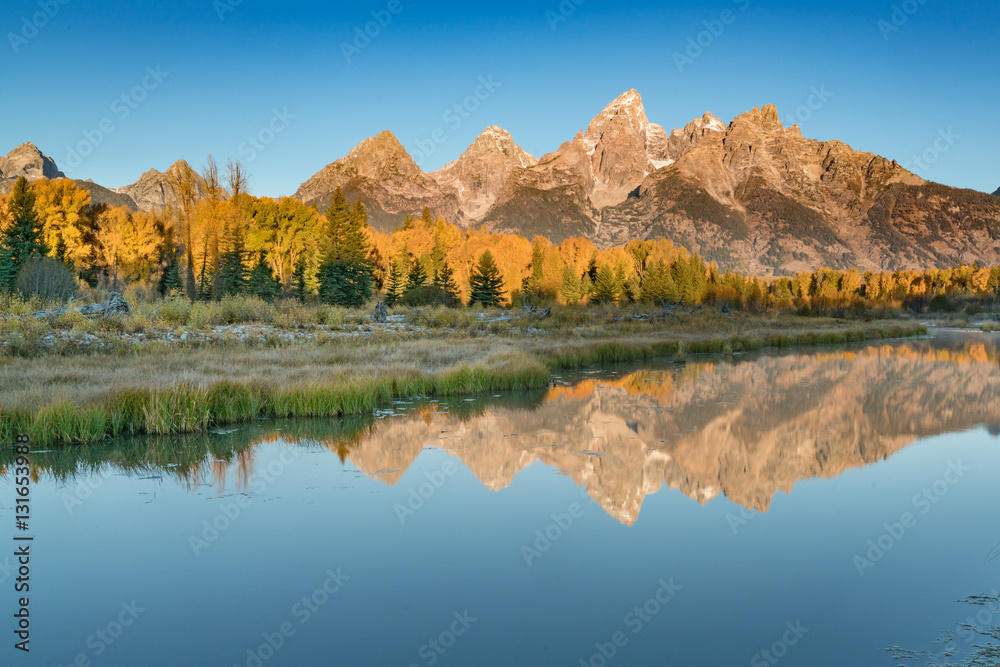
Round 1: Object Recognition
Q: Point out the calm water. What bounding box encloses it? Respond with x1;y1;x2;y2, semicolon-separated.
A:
3;331;1000;667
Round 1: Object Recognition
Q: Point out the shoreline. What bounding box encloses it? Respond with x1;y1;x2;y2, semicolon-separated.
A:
0;316;927;446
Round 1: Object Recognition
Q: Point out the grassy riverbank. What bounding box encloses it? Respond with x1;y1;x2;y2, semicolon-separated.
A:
0;309;926;446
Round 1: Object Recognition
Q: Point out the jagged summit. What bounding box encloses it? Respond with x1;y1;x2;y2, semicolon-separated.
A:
993;186;1000;196
115;159;207;212
431;127;538;220
0;142;65;181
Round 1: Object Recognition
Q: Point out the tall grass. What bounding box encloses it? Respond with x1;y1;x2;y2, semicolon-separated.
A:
0;351;550;446
0;321;926;446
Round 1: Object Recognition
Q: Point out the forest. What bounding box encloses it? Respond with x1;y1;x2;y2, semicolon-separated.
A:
1;160;999;314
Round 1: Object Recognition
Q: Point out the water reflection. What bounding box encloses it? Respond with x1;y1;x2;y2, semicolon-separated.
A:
6;334;999;525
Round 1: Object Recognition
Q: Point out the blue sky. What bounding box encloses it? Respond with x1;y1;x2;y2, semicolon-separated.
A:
2;0;997;196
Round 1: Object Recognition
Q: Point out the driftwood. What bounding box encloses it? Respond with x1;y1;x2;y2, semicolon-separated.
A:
31;293;131;319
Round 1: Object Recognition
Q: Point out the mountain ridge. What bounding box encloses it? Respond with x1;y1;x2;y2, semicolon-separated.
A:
4;92;999;275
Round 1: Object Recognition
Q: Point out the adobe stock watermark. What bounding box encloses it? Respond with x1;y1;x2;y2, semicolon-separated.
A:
189;446;303;556
782;85;833;127
60;469;114;514
410;75;502;168
726;505;758;534
57;600;145;667
214;0;242;21
577;578;682;667
673;0;752;74
63;66;169;172
406;610;477;667
238;108;295;163
545;0;585;31
901;127;960;177
853;459;969;576
878;0;930;41
521;502;585;567
340;0;406;63
750;621;809;667
394;459;459;524
0;556;15;585
7;0;71;54
233;567;349;667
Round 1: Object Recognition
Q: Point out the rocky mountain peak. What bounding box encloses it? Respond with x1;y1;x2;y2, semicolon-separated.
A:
660;111;728;164
0;142;65;181
115;159;207;212
729;104;784;133
431;127;539;220
581;90;665;207
463;126;538;168
993;186;1000;196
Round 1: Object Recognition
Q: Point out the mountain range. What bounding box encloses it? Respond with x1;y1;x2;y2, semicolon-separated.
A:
4;90;999;275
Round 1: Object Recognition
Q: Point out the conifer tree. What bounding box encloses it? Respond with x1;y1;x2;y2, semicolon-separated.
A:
433;261;461;306
521;242;545;297
468;250;505;308
406;256;428;291
640;259;679;304
158;250;184;297
292;255;309;302
247;251;281;301
384;255;405;306
590;265;621;305
421;206;434;225
0;177;48;292
317;193;374;307
560;266;583;304
215;221;247;298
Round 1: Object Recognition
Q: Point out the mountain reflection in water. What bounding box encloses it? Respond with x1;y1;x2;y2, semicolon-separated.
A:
9;334;999;525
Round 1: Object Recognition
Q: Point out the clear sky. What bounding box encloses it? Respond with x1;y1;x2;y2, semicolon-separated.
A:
2;0;997;196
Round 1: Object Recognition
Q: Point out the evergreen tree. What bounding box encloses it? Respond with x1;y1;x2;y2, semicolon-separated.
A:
420;206;434;225
292;255;309;302
158;250;184;297
384;255;406;306
433;261;461;306
0;177;48;291
317;195;374;307
247;252;281;301
54;232;69;264
215;221;247;298
640;259;679;304
406;256;428;291
468;250;505;308
560;266;583;304
521;242;545;297
590;264;622;305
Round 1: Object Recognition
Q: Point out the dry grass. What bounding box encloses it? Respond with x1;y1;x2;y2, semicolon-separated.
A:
0;311;926;445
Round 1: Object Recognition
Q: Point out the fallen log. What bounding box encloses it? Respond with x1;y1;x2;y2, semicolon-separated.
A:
30;293;131;319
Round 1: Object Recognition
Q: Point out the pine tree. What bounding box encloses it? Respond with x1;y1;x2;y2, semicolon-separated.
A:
0;177;48;291
468;250;505;308
640;259;679;304
521;242;545;297
590;264;621;305
215;221;247;298
560;266;583;304
159;250;183;297
292;255;309;302
247;252;281;301
384;255;405;306
317;195;374;307
406;257;428;291
433;261;461;306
